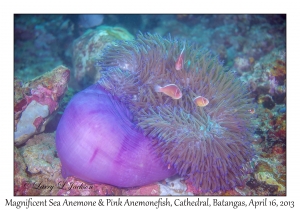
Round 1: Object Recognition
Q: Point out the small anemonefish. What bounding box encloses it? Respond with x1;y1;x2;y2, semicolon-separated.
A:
155;84;182;99
167;164;171;170
175;44;185;70
193;96;209;107
248;108;255;114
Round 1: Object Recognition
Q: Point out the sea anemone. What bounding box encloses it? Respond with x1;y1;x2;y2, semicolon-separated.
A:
96;33;256;192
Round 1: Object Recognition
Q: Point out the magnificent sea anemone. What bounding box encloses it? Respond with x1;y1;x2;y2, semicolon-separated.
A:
56;33;255;193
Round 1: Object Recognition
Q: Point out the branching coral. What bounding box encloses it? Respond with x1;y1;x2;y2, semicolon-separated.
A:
96;33;256;192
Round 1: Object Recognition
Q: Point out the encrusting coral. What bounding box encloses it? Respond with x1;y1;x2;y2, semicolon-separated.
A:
96;33;256;192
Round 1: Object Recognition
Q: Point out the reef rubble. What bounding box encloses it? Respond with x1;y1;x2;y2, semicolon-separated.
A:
14;65;70;145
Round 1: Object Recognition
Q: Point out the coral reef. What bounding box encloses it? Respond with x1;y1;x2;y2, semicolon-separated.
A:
14;14;286;196
14;133;64;195
159;176;193;195
237;49;286;196
234;57;254;73
14;65;70;145
14;146;32;195
72;25;134;88
248;108;286;196
20;133;61;176
14;101;49;145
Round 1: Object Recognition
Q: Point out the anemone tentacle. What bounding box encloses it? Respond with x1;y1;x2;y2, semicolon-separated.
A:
97;33;256;193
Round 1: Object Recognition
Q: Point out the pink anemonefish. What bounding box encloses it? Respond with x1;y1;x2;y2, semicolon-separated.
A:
248;108;255;114
193;96;209;107
155;84;182;99
175;44;185;70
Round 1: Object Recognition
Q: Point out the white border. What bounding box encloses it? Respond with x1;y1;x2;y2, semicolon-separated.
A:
1;0;299;209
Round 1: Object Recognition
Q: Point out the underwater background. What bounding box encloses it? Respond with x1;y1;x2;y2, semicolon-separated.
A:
14;14;286;195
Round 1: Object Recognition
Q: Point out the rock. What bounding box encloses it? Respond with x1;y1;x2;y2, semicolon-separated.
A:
72;25;134;88
158;176;193;195
255;172;285;192
14;146;30;195
18;133;64;195
14;101;49;145
234;57;252;72
20;133;61;175
14;65;70;145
